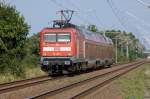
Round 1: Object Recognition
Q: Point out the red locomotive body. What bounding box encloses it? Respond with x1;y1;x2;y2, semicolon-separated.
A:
40;26;114;75
40;28;76;57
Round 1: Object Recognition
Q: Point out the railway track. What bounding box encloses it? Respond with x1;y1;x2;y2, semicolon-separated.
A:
0;75;66;94
0;61;129;95
30;60;145;99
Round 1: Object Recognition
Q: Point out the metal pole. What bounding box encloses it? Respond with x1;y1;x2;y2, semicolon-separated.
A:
126;41;129;60
121;44;123;54
115;38;118;63
103;31;106;37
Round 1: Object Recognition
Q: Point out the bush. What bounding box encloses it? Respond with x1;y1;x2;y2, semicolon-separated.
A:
0;54;25;77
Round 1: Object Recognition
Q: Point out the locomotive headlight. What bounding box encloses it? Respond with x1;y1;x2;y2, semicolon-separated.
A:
43;61;49;65
68;53;72;56
64;61;71;65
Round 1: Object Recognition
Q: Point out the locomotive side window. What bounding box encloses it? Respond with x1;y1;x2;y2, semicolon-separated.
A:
57;33;70;42
44;33;56;42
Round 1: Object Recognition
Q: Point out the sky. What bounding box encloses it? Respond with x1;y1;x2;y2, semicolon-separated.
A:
3;0;150;49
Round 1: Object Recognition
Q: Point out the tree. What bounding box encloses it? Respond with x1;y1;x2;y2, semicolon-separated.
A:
87;25;98;32
0;2;29;76
21;33;40;68
26;33;40;56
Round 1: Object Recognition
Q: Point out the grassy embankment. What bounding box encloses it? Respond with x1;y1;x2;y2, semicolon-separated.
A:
0;66;45;84
0;55;46;84
115;62;150;99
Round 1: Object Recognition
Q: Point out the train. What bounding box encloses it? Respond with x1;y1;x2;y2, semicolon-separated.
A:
40;24;115;75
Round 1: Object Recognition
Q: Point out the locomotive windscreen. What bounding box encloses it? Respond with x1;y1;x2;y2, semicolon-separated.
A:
43;33;70;42
57;33;70;42
44;33;56;42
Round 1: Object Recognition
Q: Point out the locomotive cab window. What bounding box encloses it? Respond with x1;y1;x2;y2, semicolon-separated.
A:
57;33;70;42
43;33;56;42
43;33;70;42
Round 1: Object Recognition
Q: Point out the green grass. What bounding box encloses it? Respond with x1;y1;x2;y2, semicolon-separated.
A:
0;74;22;84
24;66;46;78
0;66;46;84
115;64;149;99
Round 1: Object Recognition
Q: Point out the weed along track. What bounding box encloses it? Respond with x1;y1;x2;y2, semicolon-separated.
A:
30;60;145;99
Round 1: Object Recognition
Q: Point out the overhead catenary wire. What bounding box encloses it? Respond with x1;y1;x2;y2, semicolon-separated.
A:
91;10;107;29
67;0;108;31
106;0;142;58
107;0;150;32
126;11;150;28
50;0;149;49
49;0;93;26
106;0;127;30
66;0;81;11
50;0;69;10
106;0;146;35
75;14;92;25
125;11;150;47
135;0;150;8
67;0;97;26
135;25;150;47
50;0;113;31
85;9;108;36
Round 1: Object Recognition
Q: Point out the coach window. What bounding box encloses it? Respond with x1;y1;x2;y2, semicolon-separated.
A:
57;33;71;42
44;33;56;42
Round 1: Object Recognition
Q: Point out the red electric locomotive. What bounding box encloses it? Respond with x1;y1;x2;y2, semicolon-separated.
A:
40;23;114;75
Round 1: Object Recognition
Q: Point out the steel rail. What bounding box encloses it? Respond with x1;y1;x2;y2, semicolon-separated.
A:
71;62;145;99
30;60;145;99
0;62;121;94
0;75;66;94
